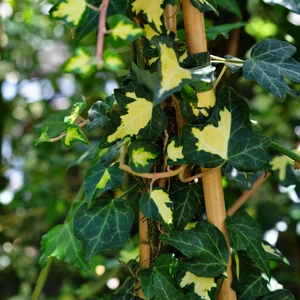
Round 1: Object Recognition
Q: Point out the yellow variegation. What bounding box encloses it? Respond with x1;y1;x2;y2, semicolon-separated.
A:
96;169;111;189
52;0;86;26
64;48;94;76
63;126;88;147
184;222;198;230
167;140;184;162
107;92;153;143
179;51;188;63
131;0;164;32
151;189;173;225
192;108;231;160
144;24;159;40
104;50;124;71
180;271;217;299
158;43;192;98
195;0;218;15
195;90;216;117
262;243;289;264
270;155;293;181
131;148;157;168
111;21;143;41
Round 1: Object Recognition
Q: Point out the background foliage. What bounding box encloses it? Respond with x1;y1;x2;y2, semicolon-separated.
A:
0;0;300;299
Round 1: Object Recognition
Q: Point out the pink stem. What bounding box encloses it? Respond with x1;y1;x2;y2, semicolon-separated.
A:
97;0;110;62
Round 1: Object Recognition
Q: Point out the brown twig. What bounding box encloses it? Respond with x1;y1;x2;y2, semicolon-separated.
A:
227;173;271;217
97;0;110;63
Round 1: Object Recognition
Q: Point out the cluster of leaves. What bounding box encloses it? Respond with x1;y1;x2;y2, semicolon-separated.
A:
34;0;300;299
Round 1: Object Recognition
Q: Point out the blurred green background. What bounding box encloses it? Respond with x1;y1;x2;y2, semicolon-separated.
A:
0;0;300;299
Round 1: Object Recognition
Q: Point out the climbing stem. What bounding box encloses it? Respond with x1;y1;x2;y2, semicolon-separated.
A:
182;1;236;299
271;141;300;163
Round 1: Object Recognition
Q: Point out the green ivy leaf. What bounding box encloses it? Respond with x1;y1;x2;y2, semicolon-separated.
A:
178;270;218;300
167;137;188;166
226;211;270;278
100;82;167;146
243;39;300;100
87;101;110;131
206;22;246;40
257;289;296;300
73;198;134;261
40;202;89;271
264;0;300;14
233;251;269;300
182;86;271;172
190;0;218;16
64;100;86;125
128;140;161;172
63;48;95;77
214;0;242;19
35;126;51;146
50;0;88;27
160;221;229;277
84;163;123;208
140;188;174;232
140;254;179;299
62;124;89;147
107;14;143;48
262;241;290;265
169;181;204;230
223;55;244;74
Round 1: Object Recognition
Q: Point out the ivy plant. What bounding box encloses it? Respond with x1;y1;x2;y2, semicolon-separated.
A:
33;0;300;299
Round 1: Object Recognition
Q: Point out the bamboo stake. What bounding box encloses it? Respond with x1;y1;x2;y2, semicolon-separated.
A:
182;1;236;299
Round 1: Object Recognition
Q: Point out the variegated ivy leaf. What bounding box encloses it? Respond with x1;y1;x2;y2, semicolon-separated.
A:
178;270;218;299
100;82;167;147
50;0;88;27
160;221;228;277
182;86;271;172
130;0;165;33
270;152;298;187
107;14;143;48
152;36;193;104
84;163;123;208
140;188;174;232
128;140;161;173
35;126;51;146
262;241;290;265
64;100;86;125
73;197;134;261
62;124;89;147
63;47;95;77
103;49;125;71
226;211;270;278
87;100;110;131
40;201;89;271
190;0;219;16
243;39;300;100
167;137;188;166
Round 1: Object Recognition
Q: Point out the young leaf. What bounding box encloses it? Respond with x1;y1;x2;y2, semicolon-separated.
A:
169;181;204;230
101;82;167;146
128;140;161;173
130;0;165;33
64;100;86;125
35;126;51;146
167;137;188;166
226;211;270;278
107;14;143;47
243;39;300;100
151;36;193;104
87;101;110;131
214;0;242;19
84;163;123;208
182;86;271;172
50;0;88;27
160;221;229;277
206;22;246;40
63;48;95;77
140;188;174;232
190;0;218;15
256;289;296;300
178;270;218;300
40;202;89;271
62;124;89;147
103;49;125;72
73;198;134;261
